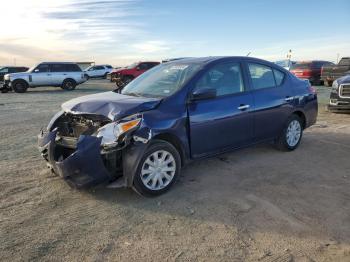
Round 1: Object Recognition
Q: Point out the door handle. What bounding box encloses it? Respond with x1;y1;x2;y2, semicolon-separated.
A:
238;104;250;110
285;96;294;102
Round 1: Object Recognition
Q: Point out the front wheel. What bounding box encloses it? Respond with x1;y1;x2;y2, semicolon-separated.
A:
133;140;181;196
13;80;28;93
275;115;303;151
61;79;77;91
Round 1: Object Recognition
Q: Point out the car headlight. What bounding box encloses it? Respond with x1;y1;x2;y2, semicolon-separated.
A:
4;74;10;81
96;115;142;145
331;80;338;93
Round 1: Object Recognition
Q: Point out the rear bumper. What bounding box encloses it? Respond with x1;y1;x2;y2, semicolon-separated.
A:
38;130;115;188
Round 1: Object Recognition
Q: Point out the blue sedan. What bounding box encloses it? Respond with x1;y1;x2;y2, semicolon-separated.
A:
38;56;318;196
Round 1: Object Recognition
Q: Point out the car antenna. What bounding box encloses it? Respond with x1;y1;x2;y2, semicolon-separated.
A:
246;52;251;57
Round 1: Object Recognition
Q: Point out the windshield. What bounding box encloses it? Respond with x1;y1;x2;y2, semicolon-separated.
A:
291;63;311;70
126;62;138;69
121;63;201;98
0;67;8;73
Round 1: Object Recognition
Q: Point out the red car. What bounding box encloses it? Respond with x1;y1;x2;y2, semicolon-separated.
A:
290;60;334;85
111;61;160;88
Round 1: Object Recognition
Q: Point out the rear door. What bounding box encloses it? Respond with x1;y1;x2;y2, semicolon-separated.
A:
246;62;294;141
188;61;254;157
50;64;67;85
31;64;51;86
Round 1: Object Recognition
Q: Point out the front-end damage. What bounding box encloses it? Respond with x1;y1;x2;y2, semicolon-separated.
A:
38;112;151;188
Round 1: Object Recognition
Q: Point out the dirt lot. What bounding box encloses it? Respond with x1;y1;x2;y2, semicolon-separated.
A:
0;80;349;261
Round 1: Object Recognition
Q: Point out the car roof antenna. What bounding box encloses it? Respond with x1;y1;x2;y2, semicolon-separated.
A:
246;52;251;57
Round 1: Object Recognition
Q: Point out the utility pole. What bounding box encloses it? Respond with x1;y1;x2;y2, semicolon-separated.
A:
286;49;292;70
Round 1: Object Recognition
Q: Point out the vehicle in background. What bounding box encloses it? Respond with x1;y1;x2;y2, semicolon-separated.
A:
290;61;334;85
275;60;296;71
107;67;121;82
1;62;86;93
162;57;189;63
38;56;317;196
84;65;113;79
321;57;350;87
0;66;28;82
112;61;160;88
328;75;350;113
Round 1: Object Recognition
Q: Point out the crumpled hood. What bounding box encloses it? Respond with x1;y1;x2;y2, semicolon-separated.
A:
61;91;161;121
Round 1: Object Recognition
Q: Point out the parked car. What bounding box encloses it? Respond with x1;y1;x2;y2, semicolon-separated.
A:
290;61;334;85
112;61;160;88
0;66;28;83
275;60;296;71
38;56;317;196
84;65;113;79
107;67;121;82
328;75;350;112
321;57;350;86
1;62;86;93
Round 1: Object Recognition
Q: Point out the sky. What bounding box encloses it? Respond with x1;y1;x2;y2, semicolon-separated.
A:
0;0;349;67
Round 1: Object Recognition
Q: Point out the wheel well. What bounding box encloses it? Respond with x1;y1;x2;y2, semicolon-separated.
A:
12;79;28;86
63;78;76;84
152;133;186;166
293;111;306;129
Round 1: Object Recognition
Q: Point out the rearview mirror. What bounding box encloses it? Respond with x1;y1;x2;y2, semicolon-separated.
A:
191;88;216;101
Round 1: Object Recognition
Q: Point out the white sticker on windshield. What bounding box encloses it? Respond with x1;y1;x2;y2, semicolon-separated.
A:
169;65;188;70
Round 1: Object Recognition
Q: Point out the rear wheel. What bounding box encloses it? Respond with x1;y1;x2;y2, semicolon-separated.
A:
61;79;77;91
133;140;181;196
13;80;28;93
275;115;303;151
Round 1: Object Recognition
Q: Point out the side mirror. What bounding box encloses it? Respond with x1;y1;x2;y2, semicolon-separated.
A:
34;69;39;73
136;66;140;71
191;88;216;101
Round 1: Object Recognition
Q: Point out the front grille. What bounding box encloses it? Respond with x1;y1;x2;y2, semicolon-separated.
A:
339;84;350;98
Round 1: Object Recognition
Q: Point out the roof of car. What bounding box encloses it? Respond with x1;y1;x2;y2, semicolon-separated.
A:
40;62;78;64
168;56;275;65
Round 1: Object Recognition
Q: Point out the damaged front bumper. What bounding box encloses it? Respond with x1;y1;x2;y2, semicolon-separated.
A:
38;130;119;188
38;128;150;189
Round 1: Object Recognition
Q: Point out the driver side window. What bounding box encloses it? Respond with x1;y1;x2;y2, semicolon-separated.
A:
195;62;244;97
35;64;50;73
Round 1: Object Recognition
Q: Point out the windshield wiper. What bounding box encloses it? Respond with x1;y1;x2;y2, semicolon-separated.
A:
124;92;143;97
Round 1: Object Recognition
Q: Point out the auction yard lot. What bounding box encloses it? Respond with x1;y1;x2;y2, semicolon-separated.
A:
0;80;349;261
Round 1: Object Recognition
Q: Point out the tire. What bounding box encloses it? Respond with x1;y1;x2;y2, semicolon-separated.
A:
12;80;28;93
84;74;90;80
104;73;108;79
61;79;77;91
275;114;303;151
133;140;181;197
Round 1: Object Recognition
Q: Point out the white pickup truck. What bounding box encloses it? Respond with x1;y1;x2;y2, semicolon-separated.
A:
1;62;87;93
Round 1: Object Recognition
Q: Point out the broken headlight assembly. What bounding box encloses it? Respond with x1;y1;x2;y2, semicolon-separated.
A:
96;114;142;146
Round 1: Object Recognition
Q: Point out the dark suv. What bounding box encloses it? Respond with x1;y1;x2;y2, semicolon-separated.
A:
290;61;334;85
38;57;318;196
328;75;350;112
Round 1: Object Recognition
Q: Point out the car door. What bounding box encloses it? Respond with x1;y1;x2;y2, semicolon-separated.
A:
31;64;51;86
188;61;254;157
246;62;295;142
50;64;67;85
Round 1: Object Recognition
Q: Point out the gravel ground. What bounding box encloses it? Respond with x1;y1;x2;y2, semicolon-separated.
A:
0;80;349;261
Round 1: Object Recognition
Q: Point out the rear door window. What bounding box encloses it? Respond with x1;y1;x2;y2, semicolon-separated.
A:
248;63;276;89
273;69;285;86
50;64;66;72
